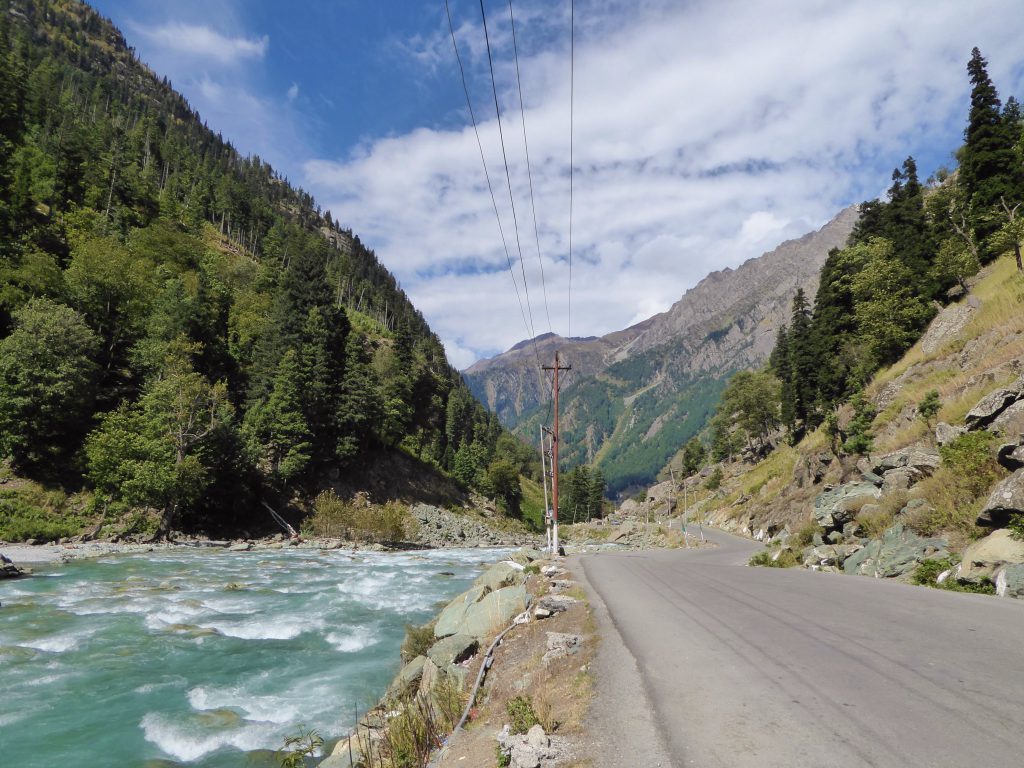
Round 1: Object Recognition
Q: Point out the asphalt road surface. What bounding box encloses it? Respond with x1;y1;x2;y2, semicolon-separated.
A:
580;528;1024;767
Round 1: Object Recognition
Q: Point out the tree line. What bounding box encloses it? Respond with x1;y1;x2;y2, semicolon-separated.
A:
697;48;1024;469
0;0;527;537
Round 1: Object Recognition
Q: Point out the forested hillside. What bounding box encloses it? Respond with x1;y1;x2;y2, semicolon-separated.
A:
0;0;525;539
688;47;1024;535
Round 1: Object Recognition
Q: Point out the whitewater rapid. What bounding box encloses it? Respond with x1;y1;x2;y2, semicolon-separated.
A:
0;546;502;766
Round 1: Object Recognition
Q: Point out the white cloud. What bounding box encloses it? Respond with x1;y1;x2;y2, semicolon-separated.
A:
136;22;268;65
287;82;300;102
303;0;1023;369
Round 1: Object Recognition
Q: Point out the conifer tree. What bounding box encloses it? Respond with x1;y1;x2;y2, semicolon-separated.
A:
787;289;816;430
961;48;1023;249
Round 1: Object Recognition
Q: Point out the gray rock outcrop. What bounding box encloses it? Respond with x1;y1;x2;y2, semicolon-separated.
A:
997;441;1024;471
935;422;966;446
843;523;947;578
426;633;478;668
959;529;1024;580
964;378;1024;430
977;469;1024;528
814;483;881;531
996;564;1024;599
462;585;530;640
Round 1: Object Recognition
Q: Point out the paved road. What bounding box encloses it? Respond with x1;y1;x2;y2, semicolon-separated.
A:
581;529;1024;767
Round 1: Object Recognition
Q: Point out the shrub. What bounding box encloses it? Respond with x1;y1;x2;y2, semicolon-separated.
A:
303;491;410;543
0;484;89;542
792;519;820;548
704;466;724;491
278;726;323;768
1010;513;1024;542
750;548;800;568
913;557;996;595
401;621;436;664
506;696;539;734
907;433;1003;538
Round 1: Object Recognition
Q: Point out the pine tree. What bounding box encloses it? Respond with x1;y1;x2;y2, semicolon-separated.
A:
961;48;1023;251
788;289;816;430
770;323;795;433
253;349;313;485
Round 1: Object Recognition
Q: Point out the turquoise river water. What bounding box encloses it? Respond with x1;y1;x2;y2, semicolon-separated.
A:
0;547;503;767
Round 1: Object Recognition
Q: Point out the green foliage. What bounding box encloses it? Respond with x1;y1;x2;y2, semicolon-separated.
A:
495;742;512;768
0;1;517;534
681;438;707;476
278;726;323;768
401;621;436;664
749;548;800;568
939;432;1000;496
842;391;876;456
302;490;409;543
704;466;723;491
0;483;87;542
506;696;539;734
561;464;606;521
0;298;99;468
917;390;941;427
714;369;781;450
1009;513;1024;542
912;557;996;594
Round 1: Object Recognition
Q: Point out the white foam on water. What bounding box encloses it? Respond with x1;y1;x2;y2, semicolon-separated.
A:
140;712;276;761
325;625;378;653
188;685;300;725
198;615;322;641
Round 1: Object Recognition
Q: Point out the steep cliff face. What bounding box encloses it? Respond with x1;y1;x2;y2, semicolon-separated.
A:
465;206;859;494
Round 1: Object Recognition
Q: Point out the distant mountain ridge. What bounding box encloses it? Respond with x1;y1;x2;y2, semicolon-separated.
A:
465;206;860;494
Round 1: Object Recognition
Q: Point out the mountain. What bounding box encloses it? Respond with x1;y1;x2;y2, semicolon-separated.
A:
0;0;520;539
465;206;859;495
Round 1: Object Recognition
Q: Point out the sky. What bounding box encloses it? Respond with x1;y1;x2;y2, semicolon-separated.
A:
91;0;1024;369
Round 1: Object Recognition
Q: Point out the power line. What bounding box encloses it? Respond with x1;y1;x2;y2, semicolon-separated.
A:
567;0;575;339
443;0;534;350
477;0;540;354
508;0;553;336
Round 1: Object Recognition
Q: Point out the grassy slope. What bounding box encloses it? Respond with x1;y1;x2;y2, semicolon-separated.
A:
695;253;1024;549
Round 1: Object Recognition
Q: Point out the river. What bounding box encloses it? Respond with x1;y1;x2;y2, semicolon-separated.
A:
0;546;501;766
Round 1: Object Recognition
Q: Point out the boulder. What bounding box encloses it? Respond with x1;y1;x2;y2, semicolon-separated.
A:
997;441;1024;471
619;499;640;516
935;422;966;446
996;564;1024;599
882;467;921;493
475;561;526;592
1;554;27;580
843;523;947;578
803;544;863;568
959;529;1024;579
434;585;490;638
511;744;541;768
426;633;478;668
461;585;530;640
526;724;549;750
543;632;583;663
536;595;577;614
418;657;442;697
607;520;635;543
320;737;361;768
388;655;427;697
871;446;940;478
444;663;469;691
964;380;1024;430
510;548;544;566
977;469;1024;528
989;400;1024;437
813;483;881;530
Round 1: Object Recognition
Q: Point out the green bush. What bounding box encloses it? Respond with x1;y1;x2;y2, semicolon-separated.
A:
704;466;724;491
939;432;1001;496
303;491;410;543
749;548;800;568
912;557;996;594
400;621;436;664
0;485;88;542
506;696;539;734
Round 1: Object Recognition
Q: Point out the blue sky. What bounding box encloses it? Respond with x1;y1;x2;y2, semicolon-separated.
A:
91;0;1024;368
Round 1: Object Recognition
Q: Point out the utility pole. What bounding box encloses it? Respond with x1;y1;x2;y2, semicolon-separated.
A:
540;425;551;553
543;351;571;556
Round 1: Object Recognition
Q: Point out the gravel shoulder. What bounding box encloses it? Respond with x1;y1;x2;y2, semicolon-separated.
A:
573;554;673;768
